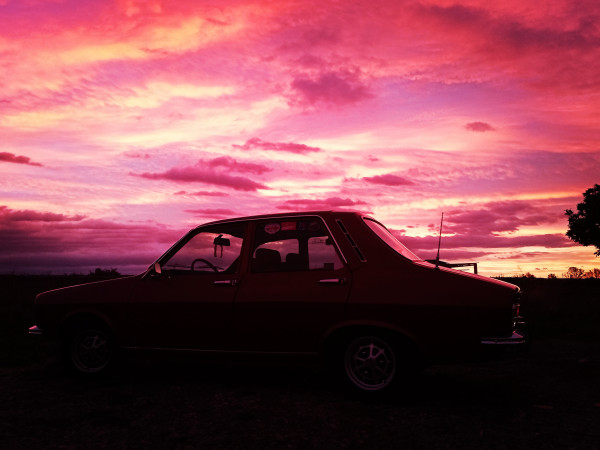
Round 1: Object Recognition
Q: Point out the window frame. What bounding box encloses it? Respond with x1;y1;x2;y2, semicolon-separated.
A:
249;216;347;273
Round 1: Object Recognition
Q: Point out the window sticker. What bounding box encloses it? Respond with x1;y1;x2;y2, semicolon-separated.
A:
281;221;297;231
264;223;281;234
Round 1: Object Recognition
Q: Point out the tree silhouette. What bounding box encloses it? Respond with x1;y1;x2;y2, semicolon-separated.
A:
565;184;600;256
565;267;585;279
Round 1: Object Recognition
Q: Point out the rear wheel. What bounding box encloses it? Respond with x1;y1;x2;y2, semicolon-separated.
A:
343;335;398;392
63;324;115;376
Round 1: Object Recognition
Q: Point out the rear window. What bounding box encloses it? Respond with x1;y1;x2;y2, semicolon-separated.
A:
363;218;420;261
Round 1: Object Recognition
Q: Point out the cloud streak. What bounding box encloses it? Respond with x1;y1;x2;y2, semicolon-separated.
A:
233;138;321;154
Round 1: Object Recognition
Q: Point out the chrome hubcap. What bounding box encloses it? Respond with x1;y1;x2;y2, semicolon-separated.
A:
72;330;111;373
345;337;396;391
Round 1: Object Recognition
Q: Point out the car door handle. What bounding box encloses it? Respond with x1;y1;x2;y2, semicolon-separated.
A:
318;278;347;285
213;279;239;286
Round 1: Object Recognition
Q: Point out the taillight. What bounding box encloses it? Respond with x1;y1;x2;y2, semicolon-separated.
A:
512;303;520;317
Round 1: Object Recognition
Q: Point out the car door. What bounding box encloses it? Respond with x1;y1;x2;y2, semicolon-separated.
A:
233;217;351;353
125;222;246;350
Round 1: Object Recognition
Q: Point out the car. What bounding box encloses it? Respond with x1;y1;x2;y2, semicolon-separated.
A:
30;211;527;394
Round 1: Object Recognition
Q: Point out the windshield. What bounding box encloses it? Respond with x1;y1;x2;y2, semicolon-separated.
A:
363;218;421;261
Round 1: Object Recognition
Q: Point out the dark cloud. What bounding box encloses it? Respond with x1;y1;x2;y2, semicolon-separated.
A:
0;205;85;223
0;152;43;166
0;206;185;274
233;137;321;154
465;122;495;132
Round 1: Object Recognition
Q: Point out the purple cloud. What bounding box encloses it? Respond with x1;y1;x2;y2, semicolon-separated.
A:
290;71;372;106
207;156;271;174
132;156;271;191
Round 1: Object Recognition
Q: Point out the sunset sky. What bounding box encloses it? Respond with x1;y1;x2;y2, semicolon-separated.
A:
1;0;599;276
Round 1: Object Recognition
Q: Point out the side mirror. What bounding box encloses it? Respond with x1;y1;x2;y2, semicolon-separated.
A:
154;262;162;275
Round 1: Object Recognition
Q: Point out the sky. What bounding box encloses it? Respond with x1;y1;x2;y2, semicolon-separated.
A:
1;0;599;276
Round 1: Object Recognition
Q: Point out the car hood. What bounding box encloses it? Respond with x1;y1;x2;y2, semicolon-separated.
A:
35;275;142;305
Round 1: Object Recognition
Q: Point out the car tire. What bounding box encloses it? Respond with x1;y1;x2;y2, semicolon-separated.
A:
63;323;116;376
341;334;413;395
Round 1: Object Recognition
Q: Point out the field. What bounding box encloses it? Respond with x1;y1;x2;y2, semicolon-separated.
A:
1;275;600;449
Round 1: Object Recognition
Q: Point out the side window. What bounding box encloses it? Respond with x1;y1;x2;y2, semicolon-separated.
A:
251;219;343;273
162;223;245;274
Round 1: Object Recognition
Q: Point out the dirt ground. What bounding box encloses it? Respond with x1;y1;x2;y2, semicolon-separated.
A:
1;338;599;450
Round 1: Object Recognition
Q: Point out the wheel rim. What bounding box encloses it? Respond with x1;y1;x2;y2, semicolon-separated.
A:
70;329;112;374
344;336;396;391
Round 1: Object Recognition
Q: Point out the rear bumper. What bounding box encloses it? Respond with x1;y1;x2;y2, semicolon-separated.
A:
29;325;43;336
479;327;530;359
481;330;526;346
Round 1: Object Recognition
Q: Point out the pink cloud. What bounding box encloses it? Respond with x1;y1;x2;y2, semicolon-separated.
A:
290;71;372;106
465;122;495;132
174;190;229;197
442;200;564;235
0;152;43;166
132;157;270;191
233;138;321;154
360;174;415;186
207;156;271;175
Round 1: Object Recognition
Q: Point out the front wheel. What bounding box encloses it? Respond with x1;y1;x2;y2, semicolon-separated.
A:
64;325;115;376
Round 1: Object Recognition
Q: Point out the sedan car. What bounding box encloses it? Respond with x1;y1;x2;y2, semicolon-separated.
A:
30;211;526;394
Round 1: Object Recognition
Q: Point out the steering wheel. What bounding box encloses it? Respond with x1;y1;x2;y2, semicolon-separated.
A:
191;258;219;273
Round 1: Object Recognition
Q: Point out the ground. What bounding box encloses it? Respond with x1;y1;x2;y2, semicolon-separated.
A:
1;276;599;449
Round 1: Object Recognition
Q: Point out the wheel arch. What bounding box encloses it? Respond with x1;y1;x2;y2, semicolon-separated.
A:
322;322;422;363
58;309;116;342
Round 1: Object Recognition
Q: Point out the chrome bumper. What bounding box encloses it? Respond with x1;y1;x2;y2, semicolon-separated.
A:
481;331;526;345
28;325;43;336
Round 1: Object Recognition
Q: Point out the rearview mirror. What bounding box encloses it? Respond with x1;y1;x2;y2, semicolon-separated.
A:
213;235;230;247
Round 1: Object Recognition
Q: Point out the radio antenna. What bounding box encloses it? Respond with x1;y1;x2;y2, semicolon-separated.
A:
435;212;444;268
